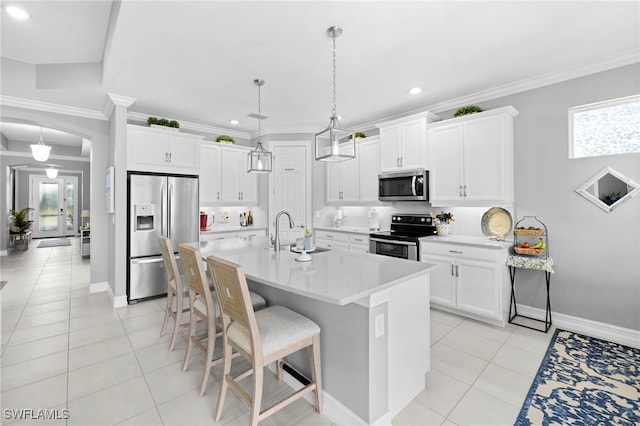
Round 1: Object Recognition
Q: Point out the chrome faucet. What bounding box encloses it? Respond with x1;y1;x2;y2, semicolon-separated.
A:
273;210;295;252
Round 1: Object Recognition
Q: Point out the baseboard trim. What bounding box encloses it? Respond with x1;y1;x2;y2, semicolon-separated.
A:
89;281;108;293
516;305;640;349
106;284;128;308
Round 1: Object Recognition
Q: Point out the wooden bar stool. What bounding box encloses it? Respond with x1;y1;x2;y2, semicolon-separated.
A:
158;236;189;351
207;255;322;426
178;244;266;396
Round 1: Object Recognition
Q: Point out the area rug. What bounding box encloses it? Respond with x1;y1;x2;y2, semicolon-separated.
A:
37;238;71;248
516;329;640;425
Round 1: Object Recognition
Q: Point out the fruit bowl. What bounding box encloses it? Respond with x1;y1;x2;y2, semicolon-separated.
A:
514;247;545;256
514;228;544;236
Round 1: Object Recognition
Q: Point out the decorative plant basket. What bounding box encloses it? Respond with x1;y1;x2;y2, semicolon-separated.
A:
514;228;545;236
514;247;545;256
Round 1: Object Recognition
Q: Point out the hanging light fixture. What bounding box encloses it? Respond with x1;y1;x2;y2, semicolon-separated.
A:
315;25;356;162
247;78;272;173
45;166;58;179
31;127;52;162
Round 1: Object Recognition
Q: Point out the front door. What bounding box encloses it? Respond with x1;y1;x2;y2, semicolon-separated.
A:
30;176;78;239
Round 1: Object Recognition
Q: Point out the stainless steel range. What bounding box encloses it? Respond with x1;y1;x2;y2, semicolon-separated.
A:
369;214;437;261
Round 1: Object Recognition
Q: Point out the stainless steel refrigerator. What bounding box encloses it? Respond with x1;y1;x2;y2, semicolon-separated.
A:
127;173;198;303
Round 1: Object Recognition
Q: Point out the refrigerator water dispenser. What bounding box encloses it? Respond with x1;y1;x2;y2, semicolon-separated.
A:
135;204;156;231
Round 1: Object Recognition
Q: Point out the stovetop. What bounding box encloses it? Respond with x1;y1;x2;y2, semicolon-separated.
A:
370;213;437;242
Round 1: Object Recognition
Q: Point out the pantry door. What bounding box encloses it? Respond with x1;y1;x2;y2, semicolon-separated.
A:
30;176;78;239
268;141;312;244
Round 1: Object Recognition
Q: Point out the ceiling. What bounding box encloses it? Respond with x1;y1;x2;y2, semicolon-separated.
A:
1;1;639;146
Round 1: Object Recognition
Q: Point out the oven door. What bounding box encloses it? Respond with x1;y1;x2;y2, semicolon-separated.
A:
369;237;418;261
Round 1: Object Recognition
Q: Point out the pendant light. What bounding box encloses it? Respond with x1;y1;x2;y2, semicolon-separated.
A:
46;166;58;179
31;127;52;162
315;26;355;162
247;79;272;173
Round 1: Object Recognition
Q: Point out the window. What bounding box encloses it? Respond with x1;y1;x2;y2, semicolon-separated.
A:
569;95;640;159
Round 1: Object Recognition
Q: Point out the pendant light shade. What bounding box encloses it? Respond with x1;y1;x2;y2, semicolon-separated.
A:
248;79;272;173
31;128;52;162
315;26;356;162
46;167;58;179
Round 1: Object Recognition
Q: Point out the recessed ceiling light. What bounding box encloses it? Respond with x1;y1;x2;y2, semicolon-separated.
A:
6;6;29;20
409;87;422;95
230;120;239;125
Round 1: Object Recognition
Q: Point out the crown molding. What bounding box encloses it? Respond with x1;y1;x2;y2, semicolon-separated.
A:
104;93;136;118
0;150;90;162
126;111;251;140
0;95;107;121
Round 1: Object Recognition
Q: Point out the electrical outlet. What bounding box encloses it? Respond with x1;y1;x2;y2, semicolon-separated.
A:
218;212;230;223
375;313;385;338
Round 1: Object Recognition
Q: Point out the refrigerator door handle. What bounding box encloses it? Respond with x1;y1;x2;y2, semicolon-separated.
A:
168;182;173;239
160;182;166;236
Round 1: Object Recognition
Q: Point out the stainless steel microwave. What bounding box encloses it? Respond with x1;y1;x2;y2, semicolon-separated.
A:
378;169;429;201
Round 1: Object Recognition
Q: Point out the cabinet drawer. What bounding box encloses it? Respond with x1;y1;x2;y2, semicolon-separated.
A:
316;239;349;250
420;242;506;262
348;234;369;245
314;230;349;242
201;231;237;242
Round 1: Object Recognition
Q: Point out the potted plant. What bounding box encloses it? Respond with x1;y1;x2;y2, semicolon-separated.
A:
147;117;180;130
216;135;235;144
453;105;484;117
9;207;33;234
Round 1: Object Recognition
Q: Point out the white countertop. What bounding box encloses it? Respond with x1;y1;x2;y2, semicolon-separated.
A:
190;236;434;305
200;226;267;234
314;226;386;235
420;234;512;249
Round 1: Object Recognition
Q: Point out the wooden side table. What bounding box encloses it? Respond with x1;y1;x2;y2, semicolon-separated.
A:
506;255;554;333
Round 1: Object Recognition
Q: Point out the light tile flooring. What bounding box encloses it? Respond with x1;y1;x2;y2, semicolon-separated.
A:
1;238;554;425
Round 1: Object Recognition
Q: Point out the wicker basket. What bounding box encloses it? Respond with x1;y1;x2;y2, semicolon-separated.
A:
514;246;545;256
514;228;544;236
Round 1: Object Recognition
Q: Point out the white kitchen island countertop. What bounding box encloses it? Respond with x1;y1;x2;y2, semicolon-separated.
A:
191;235;434;305
185;235;434;425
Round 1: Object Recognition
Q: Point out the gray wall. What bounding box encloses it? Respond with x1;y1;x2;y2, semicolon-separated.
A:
437;63;640;331
0;107;111;288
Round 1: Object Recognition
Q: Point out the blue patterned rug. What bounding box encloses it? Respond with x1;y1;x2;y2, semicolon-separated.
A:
516;329;640;425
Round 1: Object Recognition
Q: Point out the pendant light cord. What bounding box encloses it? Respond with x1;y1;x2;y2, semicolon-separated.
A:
332;32;337;118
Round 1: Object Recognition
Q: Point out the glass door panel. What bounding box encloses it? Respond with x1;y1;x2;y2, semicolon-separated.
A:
31;176;78;239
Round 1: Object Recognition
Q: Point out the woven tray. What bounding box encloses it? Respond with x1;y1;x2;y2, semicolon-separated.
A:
514;246;545;256
514;228;544;236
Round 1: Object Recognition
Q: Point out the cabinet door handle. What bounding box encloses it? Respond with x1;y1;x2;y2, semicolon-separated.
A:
455;265;459;277
463;185;467;197
449;250;463;254
240;192;244;200
451;264;455;276
217;191;220;200
459;185;463;197
400;157;403;167
326;235;333;238
169;152;172;163
354;238;362;242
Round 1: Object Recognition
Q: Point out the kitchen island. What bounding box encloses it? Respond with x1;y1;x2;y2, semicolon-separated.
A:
191;236;435;425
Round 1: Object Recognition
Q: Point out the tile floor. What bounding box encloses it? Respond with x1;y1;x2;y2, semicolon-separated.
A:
1;238;554;425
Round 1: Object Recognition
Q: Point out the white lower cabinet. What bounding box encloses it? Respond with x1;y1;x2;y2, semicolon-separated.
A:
314;230;369;252
420;241;509;325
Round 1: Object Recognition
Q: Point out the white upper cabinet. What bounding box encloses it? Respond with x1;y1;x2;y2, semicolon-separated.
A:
199;143;258;206
358;137;381;203
326;156;359;203
427;106;518;206
127;125;202;174
375;112;440;172
325;136;380;205
220;146;257;204
199;142;222;204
